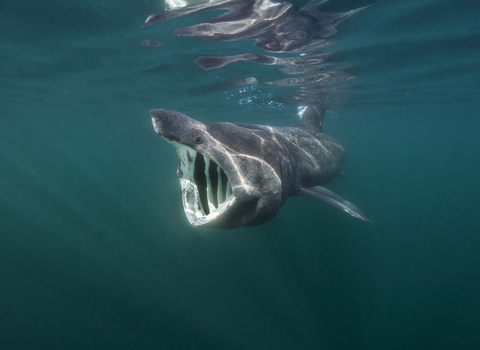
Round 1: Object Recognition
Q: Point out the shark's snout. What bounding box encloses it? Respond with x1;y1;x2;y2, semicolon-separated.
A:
150;109;166;135
149;108;169;119
150;108;206;140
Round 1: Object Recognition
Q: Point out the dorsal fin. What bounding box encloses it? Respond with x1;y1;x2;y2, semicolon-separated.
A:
298;104;326;134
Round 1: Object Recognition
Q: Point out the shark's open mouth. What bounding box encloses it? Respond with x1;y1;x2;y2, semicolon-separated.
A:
171;141;234;226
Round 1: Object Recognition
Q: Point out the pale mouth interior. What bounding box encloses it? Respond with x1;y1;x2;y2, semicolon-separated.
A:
169;141;234;226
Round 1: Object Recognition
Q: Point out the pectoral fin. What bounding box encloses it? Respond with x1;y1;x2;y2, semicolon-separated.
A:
299;186;373;223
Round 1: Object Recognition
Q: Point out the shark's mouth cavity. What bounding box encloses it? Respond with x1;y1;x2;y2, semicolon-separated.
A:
172;142;234;226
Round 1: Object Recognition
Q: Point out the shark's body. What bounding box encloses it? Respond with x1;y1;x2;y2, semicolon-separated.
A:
151;108;371;228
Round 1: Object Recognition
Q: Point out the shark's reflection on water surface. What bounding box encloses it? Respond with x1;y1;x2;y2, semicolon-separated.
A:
144;0;367;105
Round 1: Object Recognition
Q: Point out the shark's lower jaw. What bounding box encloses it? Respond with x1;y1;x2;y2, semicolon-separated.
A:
169;141;234;226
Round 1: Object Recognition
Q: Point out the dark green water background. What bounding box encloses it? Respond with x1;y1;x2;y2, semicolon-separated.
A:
1;0;480;349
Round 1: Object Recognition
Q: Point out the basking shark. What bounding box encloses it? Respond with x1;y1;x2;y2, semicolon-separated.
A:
151;107;372;229
146;1;371;228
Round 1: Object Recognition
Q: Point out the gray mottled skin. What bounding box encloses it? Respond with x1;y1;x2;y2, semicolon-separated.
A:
151;108;371;229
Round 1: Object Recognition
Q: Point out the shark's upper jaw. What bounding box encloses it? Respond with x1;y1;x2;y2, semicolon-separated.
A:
167;139;235;226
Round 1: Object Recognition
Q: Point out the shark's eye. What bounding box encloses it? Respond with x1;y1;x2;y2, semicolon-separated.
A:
194;136;203;144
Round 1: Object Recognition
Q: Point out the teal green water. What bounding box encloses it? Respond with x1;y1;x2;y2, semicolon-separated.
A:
1;0;480;349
